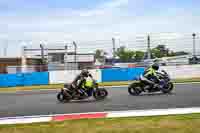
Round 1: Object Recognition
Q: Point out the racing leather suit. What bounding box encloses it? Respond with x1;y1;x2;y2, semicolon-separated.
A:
72;72;93;95
72;73;86;89
143;66;160;87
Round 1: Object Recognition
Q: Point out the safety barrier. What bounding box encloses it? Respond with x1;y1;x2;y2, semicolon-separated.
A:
0;65;200;88
101;68;145;82
23;72;49;86
160;65;200;79
49;69;102;84
49;68;143;84
0;72;49;87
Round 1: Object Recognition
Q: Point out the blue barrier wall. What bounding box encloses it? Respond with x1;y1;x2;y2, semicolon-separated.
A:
102;67;145;82
0;74;21;87
23;72;49;86
0;72;49;87
0;68;144;87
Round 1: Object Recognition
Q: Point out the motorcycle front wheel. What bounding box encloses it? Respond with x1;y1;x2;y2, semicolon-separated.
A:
93;88;108;101
57;90;71;102
162;82;174;94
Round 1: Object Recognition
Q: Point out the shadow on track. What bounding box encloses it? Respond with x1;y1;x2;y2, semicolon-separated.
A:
57;97;110;104
129;92;175;97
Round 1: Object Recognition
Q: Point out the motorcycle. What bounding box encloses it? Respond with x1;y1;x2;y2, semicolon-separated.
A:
57;80;108;102
128;70;174;95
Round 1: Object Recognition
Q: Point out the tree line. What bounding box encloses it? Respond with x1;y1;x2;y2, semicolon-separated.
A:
95;45;188;62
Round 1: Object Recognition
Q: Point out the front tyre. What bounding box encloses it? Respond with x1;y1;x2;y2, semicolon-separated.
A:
93;88;108;101
57;92;65;102
57;90;71;102
162;82;174;94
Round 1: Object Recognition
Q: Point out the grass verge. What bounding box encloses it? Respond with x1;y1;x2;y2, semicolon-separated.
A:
0;78;200;92
0;113;200;133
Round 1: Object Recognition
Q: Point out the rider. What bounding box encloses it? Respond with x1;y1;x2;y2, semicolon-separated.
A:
143;63;160;89
72;69;93;96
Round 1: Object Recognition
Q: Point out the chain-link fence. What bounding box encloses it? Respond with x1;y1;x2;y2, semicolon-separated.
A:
1;33;200;74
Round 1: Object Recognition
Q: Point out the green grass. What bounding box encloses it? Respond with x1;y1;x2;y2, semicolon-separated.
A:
0;78;200;92
173;78;200;83
0;114;200;133
0;84;63;92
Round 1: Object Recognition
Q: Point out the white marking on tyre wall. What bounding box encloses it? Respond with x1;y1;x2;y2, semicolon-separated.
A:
0;117;52;125
107;107;200;118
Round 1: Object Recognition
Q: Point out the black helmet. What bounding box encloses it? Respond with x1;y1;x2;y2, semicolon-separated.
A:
152;63;159;70
81;69;89;76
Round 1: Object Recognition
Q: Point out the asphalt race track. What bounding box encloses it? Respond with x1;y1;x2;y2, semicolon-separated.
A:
0;84;200;117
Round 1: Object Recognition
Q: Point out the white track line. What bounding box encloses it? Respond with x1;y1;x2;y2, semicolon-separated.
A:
107;107;200;118
0;117;52;125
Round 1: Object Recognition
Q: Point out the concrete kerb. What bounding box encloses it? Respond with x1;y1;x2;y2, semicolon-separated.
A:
1;107;200;125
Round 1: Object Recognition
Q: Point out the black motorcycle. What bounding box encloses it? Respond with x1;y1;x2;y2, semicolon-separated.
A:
57;80;108;102
128;70;174;95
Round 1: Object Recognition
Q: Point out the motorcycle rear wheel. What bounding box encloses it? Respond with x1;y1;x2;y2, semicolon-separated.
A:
128;83;142;96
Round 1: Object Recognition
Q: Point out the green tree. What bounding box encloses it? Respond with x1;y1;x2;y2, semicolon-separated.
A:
116;46;135;62
142;44;186;59
151;45;169;58
135;51;145;61
151;48;162;58
156;45;169;55
95;49;107;63
152;45;188;58
95;49;102;59
168;51;188;56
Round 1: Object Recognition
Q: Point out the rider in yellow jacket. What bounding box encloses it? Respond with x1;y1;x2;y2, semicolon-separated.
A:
143;63;160;88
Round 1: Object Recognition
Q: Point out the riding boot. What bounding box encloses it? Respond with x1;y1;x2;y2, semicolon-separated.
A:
79;89;88;97
153;84;159;89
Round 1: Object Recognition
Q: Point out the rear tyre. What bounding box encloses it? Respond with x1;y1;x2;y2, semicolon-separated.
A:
128;83;142;96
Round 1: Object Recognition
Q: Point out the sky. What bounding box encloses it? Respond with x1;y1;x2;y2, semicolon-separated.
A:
1;0;200;56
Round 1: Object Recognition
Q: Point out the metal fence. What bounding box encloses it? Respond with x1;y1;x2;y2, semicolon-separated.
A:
6;65;48;74
1;33;200;73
